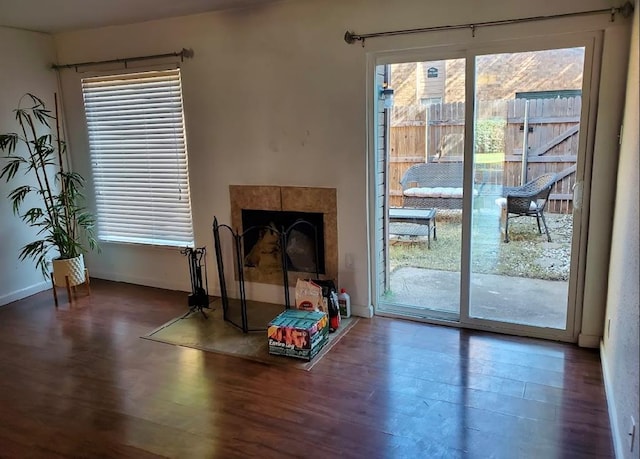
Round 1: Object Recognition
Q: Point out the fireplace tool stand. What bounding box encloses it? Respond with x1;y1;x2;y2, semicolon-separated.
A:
181;246;210;318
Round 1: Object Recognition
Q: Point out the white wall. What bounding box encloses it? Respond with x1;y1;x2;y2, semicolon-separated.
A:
579;23;632;347
0;27;58;306
51;0;632;315
602;3;640;458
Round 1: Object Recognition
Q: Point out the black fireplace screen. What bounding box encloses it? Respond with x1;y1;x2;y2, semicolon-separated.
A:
241;209;325;274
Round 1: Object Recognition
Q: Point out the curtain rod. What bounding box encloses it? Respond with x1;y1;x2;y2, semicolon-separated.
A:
52;48;194;71
344;2;634;46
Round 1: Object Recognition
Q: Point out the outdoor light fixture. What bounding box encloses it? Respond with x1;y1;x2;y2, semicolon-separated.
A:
379;84;394;109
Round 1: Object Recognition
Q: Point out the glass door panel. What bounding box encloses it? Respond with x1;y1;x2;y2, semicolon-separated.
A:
379;58;466;321
469;47;585;330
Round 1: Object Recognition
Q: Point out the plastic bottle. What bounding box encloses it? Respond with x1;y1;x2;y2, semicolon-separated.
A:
337;288;351;318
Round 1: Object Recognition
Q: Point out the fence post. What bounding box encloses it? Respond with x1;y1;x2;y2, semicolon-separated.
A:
521;99;530;185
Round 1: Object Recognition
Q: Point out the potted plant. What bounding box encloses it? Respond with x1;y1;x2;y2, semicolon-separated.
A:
0;93;98;287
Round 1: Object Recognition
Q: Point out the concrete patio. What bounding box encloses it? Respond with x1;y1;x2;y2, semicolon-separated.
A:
387;266;569;329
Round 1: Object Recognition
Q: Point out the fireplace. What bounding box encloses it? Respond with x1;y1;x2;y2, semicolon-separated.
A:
230;185;337;286
241;209;325;274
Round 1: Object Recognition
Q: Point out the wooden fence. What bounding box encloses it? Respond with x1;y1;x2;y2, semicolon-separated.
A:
389;97;581;213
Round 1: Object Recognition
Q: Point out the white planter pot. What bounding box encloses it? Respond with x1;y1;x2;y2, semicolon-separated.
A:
52;254;86;287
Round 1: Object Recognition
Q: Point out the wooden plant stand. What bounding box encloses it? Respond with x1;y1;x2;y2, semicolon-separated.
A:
52;268;91;306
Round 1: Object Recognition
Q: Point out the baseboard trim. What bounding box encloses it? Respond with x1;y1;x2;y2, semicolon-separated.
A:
578;333;601;348
600;339;625;459
351;303;373;318
84;271;371;319
90;270;189;293
0;281;50;307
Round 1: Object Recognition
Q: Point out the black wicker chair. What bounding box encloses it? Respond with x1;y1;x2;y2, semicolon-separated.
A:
502;173;557;243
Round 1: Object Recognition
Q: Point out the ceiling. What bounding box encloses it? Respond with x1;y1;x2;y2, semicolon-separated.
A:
0;0;283;33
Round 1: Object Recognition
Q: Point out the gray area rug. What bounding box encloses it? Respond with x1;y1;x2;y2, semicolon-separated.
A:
142;299;358;371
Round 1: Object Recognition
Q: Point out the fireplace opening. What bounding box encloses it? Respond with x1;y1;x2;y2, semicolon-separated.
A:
241;209;325;274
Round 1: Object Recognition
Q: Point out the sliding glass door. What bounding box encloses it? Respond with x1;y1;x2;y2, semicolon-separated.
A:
373;35;598;341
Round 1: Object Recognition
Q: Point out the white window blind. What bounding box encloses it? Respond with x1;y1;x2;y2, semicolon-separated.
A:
81;69;194;247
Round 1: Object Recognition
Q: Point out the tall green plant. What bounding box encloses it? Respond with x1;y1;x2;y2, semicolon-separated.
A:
1;93;97;277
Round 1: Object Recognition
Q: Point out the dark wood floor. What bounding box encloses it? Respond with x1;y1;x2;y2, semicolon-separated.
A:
0;279;613;458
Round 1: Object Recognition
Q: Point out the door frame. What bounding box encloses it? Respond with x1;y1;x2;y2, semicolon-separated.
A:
367;30;603;343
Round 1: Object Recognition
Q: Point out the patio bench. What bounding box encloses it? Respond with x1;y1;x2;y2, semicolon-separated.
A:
400;162;465;209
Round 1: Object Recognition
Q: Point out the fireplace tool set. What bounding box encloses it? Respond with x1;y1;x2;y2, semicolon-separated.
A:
180;246;210;318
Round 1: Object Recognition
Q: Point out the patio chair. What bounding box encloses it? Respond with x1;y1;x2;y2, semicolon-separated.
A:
499;172;557;243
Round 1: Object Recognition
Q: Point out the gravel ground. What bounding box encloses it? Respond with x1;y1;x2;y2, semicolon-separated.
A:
390;212;573;281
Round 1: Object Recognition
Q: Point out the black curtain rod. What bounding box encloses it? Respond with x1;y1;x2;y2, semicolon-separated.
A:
344;2;634;45
52;48;194;70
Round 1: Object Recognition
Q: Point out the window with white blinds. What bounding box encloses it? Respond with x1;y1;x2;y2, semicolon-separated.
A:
81;69;194;247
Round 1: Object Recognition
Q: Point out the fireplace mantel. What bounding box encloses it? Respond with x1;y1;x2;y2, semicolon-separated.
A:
229;185;338;286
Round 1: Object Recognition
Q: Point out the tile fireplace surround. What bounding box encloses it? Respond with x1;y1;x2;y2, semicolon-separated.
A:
229;185;338;287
